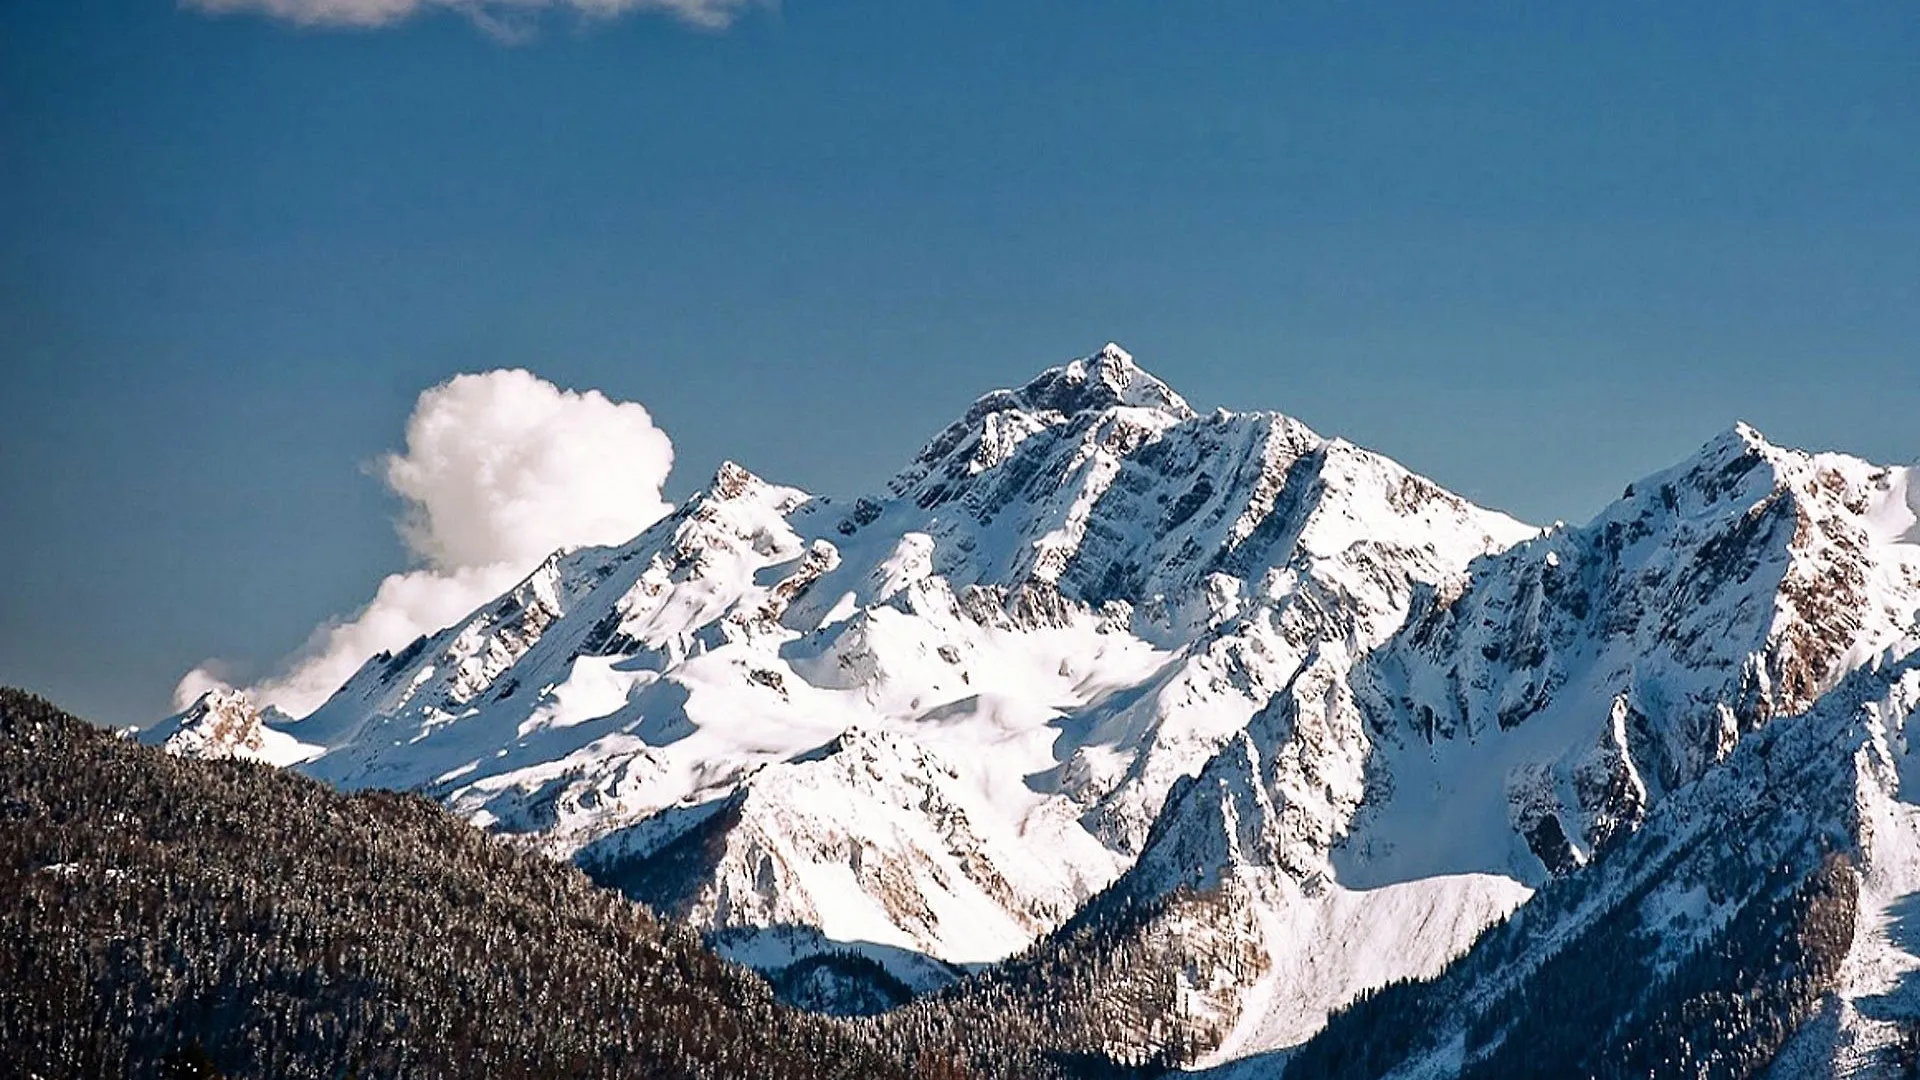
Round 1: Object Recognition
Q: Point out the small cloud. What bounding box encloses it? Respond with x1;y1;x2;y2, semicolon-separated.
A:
383;367;675;573
171;664;238;712
244;562;531;717
178;367;677;720
181;0;769;33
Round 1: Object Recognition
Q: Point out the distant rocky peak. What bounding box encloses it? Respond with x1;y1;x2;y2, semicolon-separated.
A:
711;460;761;500
1707;419;1771;455
1598;423;1799;536
146;687;313;766
1608;422;1916;565
1699;421;1797;483
187;685;255;718
702;460;802;507
909;344;1195;469
681;462;812;528
1017;342;1194;421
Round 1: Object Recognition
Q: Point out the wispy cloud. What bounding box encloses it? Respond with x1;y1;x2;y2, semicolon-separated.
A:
182;0;768;33
175;368;677;718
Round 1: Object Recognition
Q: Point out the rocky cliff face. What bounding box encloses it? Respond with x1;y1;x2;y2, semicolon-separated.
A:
1268;653;1920;1080
144;686;313;766
1133;425;1920;895
1067;424;1920;1067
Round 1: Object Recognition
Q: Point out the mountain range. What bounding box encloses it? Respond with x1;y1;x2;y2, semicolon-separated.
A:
143;344;1920;1075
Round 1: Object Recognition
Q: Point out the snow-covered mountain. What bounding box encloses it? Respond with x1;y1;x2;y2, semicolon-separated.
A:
1056;415;1920;1068
151;346;1525;977
1133;420;1920;897
146;686;315;766
148;344;1920;1073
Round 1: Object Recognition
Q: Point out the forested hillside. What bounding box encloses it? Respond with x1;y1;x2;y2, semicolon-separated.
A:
0;688;935;1080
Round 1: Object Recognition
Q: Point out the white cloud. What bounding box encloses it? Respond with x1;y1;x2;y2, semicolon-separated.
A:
245;562;531;718
384;368;674;571
174;368;676;720
182;0;767;32
171;663;238;713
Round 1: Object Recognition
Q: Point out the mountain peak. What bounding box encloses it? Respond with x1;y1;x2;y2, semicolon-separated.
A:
144;687;315;766
1082;342;1143;388
1707;419;1776;457
977;343;1194;427
188;685;253;714
1617;420;1792;510
901;345;1197;476
695;460;811;520
710;460;766;501
1053;342;1193;418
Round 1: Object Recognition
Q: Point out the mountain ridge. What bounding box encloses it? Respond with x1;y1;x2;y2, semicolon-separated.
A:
144;344;1920;1071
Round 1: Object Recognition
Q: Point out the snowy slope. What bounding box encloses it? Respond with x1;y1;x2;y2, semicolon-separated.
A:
1266;647;1920;1080
1186;869;1530;1071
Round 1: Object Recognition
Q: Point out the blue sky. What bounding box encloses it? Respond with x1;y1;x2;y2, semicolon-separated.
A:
3;0;1917;726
